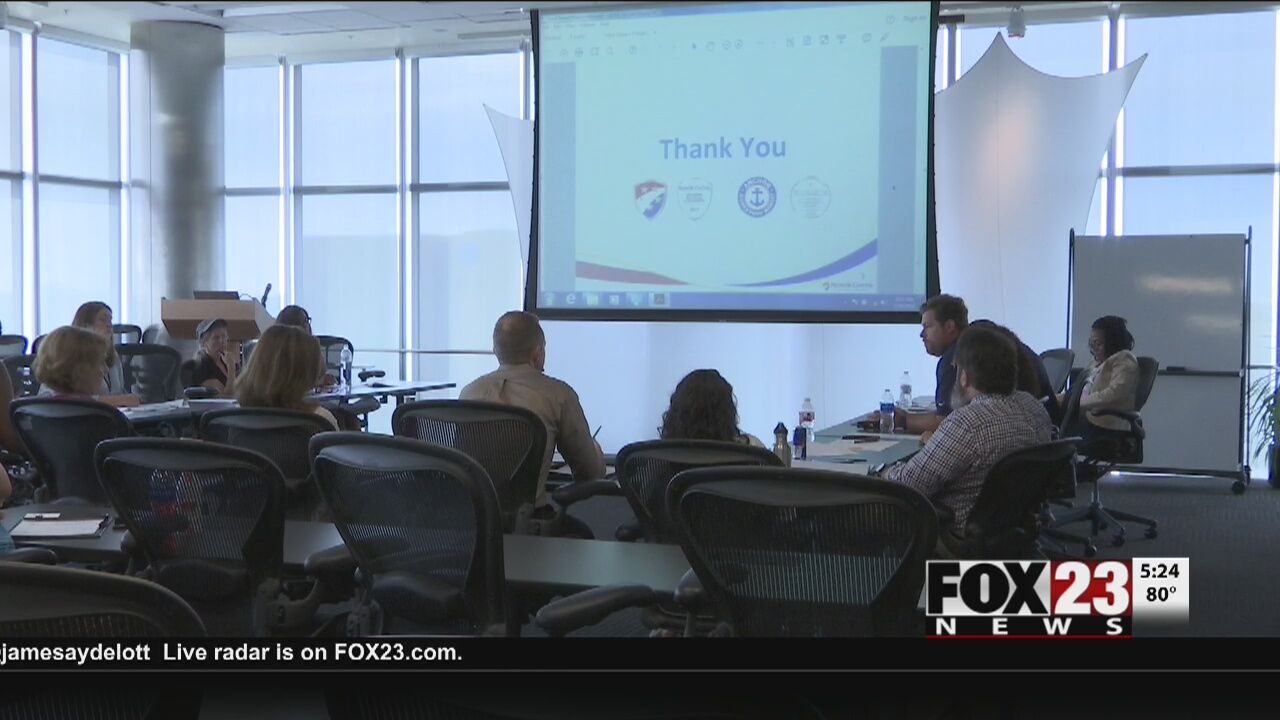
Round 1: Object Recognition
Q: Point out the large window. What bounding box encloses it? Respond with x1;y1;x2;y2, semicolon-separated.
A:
224;65;282;315
0;32;20;333
415;52;524;387
34;36;123;333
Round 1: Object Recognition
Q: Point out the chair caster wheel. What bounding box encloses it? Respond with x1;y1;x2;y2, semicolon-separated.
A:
1084;544;1098;558
1145;527;1158;539
1232;480;1247;495
1111;534;1125;547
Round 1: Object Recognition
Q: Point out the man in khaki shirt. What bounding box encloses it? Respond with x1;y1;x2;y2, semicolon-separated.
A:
460;311;607;508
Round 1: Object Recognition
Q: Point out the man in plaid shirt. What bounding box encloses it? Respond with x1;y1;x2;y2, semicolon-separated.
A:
883;325;1053;534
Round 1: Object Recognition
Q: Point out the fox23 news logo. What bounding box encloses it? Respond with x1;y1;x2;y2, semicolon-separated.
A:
925;559;1188;637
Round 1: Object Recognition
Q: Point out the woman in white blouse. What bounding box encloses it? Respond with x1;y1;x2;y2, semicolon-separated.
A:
1068;315;1140;443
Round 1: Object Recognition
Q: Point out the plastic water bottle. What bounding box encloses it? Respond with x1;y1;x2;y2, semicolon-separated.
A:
799;397;815;442
339;345;353;390
879;389;896;434
899;372;913;408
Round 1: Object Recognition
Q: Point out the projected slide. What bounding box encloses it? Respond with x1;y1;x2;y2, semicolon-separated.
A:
533;1;934;317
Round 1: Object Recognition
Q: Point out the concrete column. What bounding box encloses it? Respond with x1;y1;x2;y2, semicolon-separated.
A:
128;21;225;346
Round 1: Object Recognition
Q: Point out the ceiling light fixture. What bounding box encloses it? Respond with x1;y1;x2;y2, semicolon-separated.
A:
1007;6;1026;38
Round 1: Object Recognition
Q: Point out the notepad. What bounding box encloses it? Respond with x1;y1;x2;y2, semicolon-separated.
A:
808;439;902;457
11;515;109;539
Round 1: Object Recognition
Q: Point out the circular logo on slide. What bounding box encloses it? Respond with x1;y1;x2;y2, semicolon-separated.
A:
634;180;667;219
791;176;831;218
738;177;777;218
676;178;713;220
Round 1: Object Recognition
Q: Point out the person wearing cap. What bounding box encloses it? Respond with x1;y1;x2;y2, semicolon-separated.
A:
191;318;239;396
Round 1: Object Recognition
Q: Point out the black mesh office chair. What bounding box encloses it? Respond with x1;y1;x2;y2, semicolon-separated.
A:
1039;348;1075;394
0;562;206;636
315;335;353;375
11;397;134;504
1052;356;1160;546
29;333;46;357
241;338;257;367
309;432;513;636
0;333;27;359
391;399;567;535
610;439;784;543
95;437;313;636
667;467;936;637
2;354;39;397
941;438;1081;559
112;324;143;345
536;466;935;638
116;343;183;403
200;407;335;520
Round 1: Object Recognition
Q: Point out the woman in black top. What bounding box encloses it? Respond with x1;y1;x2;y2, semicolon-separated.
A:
191;318;238;396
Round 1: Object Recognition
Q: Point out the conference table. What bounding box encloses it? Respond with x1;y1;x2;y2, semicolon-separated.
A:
117;379;456;429
1;504;693;598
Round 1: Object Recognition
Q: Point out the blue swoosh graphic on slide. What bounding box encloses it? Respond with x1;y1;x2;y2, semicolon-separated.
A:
734;239;878;288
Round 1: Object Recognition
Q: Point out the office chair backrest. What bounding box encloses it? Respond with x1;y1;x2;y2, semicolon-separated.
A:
310;432;509;635
1039;348;1074;394
116;343;183;403
2;354;39;397
667;466;937;637
0;334;27;359
241;338;258;367
112;324;143;345
95;438;286;634
956;438;1081;559
1134;356;1159;411
0;561;206;637
179;359;196;389
392;399;546;531
315;335;354;374
30;333;46;357
11;397;134;504
615;439;783;544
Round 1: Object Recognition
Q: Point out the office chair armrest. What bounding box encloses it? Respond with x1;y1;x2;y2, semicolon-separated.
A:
1090;410;1146;438
614;521;643;542
304;544;356;581
550;479;622;507
2;547;59;564
673;569;709;610
534;584;659;637
357;369;385;382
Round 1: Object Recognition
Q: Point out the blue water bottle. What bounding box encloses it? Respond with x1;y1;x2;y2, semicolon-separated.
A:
792;425;807;460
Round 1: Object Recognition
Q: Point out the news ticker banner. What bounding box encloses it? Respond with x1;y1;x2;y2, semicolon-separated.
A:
925;557;1189;638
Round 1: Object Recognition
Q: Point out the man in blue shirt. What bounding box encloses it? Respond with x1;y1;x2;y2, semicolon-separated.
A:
874;294;968;435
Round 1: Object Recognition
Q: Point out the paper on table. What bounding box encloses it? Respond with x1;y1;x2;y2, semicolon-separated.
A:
121;399;188;414
11;517;107;538
807;439;901;457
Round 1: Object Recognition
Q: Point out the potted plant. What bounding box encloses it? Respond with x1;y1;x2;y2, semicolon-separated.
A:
1247;370;1280;487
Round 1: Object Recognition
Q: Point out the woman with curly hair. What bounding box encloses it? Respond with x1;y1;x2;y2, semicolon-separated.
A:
659;369;764;447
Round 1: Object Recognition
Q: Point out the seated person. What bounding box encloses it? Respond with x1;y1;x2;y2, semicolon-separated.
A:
969;319;1059;420
235;324;339;430
1065;315;1140;445
71;300;125;394
659;369;765;447
460;311;606;509
190;318;239;397
0;464;10;506
872;294;969;434
0;367;26;457
877;325;1053;537
34;326;139;406
276;304;337;387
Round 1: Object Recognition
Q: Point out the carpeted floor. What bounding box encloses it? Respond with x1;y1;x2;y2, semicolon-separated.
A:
545;473;1280;638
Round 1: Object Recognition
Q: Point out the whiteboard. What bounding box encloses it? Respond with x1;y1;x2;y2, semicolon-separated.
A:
1070;234;1247;477
1070;235;1246;371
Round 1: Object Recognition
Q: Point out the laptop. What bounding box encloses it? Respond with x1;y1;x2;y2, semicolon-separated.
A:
193;290;240;300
